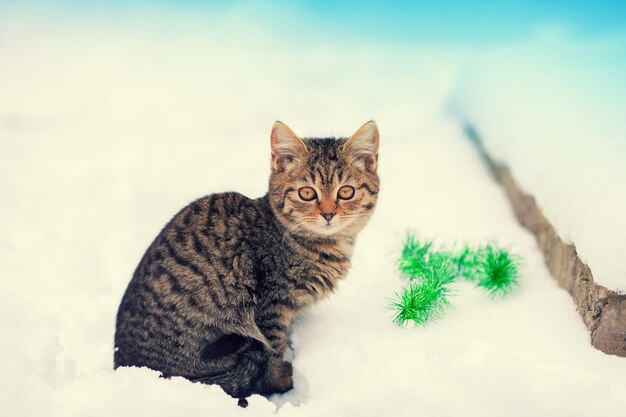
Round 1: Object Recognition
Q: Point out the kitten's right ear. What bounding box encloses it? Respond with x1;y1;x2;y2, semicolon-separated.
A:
271;121;306;171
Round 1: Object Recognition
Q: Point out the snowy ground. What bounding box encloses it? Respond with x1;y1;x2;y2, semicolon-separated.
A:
2;7;626;417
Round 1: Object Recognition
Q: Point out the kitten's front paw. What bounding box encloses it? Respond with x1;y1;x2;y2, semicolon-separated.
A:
265;359;294;394
274;360;294;393
280;361;293;382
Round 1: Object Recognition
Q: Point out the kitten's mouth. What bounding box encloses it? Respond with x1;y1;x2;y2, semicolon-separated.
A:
324;219;339;228
313;220;342;235
302;217;349;236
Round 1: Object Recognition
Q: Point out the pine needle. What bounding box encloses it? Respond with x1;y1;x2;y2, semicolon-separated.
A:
474;245;520;298
397;236;434;279
391;269;452;326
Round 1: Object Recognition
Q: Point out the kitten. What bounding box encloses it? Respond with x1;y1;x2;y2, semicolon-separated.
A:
114;121;380;406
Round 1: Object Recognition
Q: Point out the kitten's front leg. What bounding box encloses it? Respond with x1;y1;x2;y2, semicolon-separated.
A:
264;354;293;394
257;311;294;394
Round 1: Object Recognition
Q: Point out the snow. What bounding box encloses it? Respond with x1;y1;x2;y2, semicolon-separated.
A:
2;7;626;417
450;30;626;292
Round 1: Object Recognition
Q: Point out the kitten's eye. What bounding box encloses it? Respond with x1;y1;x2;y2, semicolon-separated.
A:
338;185;355;200
298;187;317;201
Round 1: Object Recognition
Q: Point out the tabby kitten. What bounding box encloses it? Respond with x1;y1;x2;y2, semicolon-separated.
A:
114;121;380;406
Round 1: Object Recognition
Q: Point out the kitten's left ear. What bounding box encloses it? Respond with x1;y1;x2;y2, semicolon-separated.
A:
343;121;379;172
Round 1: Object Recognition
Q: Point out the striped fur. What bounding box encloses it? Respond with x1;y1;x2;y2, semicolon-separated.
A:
114;122;379;404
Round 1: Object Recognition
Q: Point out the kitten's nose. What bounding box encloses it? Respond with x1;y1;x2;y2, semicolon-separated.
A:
321;212;335;222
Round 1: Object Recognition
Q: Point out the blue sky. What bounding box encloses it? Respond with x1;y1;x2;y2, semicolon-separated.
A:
285;0;626;41
4;1;625;44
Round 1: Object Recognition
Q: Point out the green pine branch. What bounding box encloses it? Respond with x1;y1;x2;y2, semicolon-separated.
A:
391;233;522;326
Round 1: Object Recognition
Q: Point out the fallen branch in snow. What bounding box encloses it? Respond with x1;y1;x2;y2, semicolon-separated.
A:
464;124;626;357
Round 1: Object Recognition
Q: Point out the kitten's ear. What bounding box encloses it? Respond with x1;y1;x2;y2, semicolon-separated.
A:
271;121;307;171
344;121;379;172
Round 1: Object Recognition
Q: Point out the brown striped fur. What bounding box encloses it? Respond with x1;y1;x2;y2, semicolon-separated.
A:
114;121;380;404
